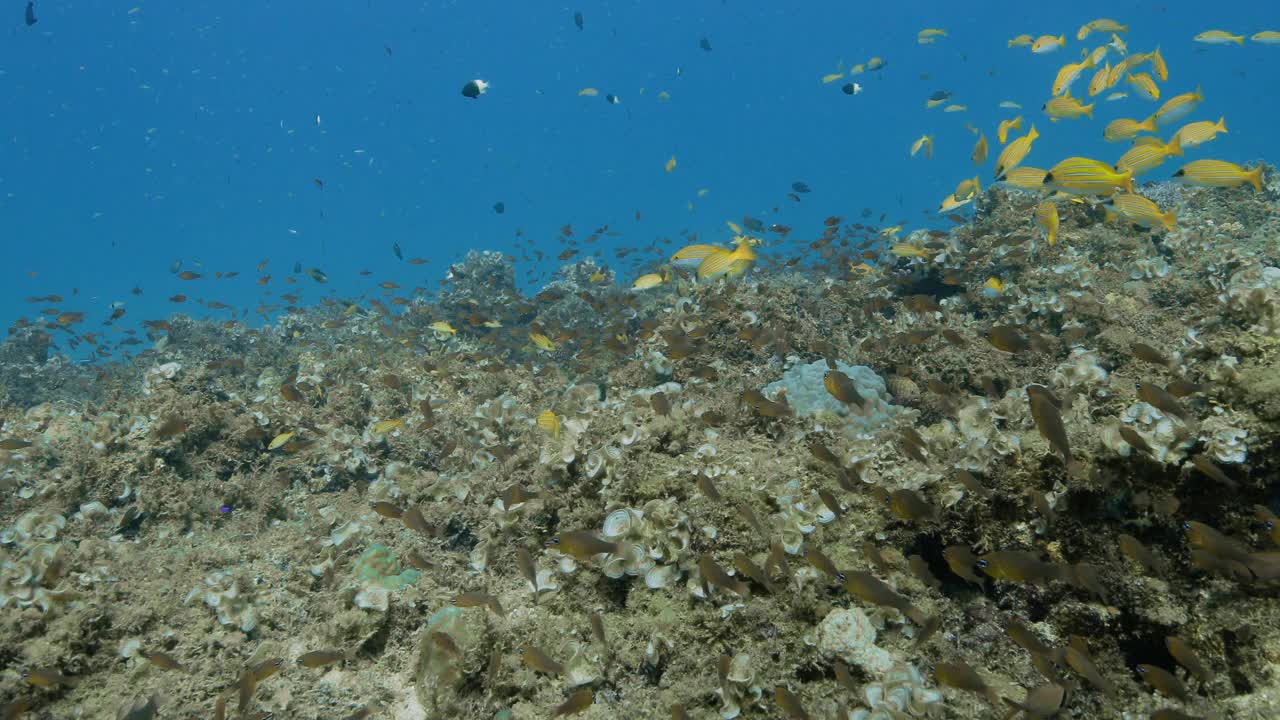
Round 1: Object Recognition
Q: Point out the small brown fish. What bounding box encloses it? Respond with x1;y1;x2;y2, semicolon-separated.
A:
804;544;844;582
1118;533;1165;575
1003;683;1065;718
943;546;984;586
522;645;564;676
843;571;927;624
823;370;865;406
140;649;186;672
1070;562;1108;602
862;541;892;572
1137;382;1190;420
1065;646;1116;697
1131;342;1169;366
736;501;768;540
1137;664;1189;701
698;554;750;597
370;501;404;519
774;686;810;720
548;531;618;561
553;689;593;717
734;553;776;594
977;550;1064;585
402;505;432;535
817;488;844;519
807;439;841;466
953;470;989;497
589;612;608;651
1165;636;1214;683
650;391;671;416
22;668;81;689
908;555;941;590
987;326;1030;353
1189;454;1237;489
1006;620;1056;659
887;488;939;522
153;415;188;438
695;472;723;501
298;649;345;668
0;438;33;450
1028;387;1072;468
740;389;793;417
934;662;1000;705
1119;425;1157;457
1183;521;1251;565
1165;378;1204;398
516;547;538;592
453;591;506;616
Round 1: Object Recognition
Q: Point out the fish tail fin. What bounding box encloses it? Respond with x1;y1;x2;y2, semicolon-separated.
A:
1234;35;1244;45
1121;171;1135;194
1247;166;1263;192
1166;133;1182;156
1083;103;1094;118
1217;116;1228;133
1058;35;1066;45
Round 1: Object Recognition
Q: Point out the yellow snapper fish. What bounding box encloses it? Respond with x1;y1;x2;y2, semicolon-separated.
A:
995;125;1040;179
1043;157;1135;195
1104;193;1177;232
1194;30;1244;45
1032;34;1066;54
1106;61;1128;89
1173;160;1263;191
1173;117;1227;149
1106;92;1128;102
890;243;932;259
1104;116;1157;142
1087;63;1111;97
632;273;665;290
1078;18;1128;40
696;236;758;280
1008;34;1034;48
999;100;1023;109
1109;33;1128;56
1083;45;1110;67
955;176;982;200
1002;166;1049;190
944;104;968;113
918;28;947;42
536;410;560;440
670;244;723;269
1116;134;1182;176
938;193;973;214
429;321;457;336
529;332;558;351
926;97;948;109
972;134;989;165
1148;47;1168;81
1127;72;1160;101
1052;59;1093;96
910;134;934;159
997;116;1023;144
1035;200;1059;245
1152;86;1202;126
1043;94;1094;121
1251;31;1280;44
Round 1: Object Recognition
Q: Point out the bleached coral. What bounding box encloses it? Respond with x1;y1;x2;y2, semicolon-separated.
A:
716;652;764;720
847;663;943;719
813;607;892;675
189;570;257;632
764;360;904;438
1200;415;1248;464
597;499;692;582
1102;402;1194;463
1052;347;1109;394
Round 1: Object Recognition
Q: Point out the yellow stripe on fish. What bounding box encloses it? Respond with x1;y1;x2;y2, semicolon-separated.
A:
1172;117;1227;149
1152;86;1202;127
1104;193;1177;232
1104;116;1156;142
1173;160;1263;191
995;125;1039;179
1116;135;1182;176
1001;166;1049;190
1044;157;1135;195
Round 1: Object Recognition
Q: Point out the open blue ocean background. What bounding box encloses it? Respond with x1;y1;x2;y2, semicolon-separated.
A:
2;0;1274;357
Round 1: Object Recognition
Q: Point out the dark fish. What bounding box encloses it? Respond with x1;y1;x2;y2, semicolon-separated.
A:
823;370;865;406
699;554;749;597
573;11;583;30
841;82;858;95
934;662;999;705
153;416;188;438
1165;636;1214;683
943;546;984;586
804;544;843;582
140;649;186;672
929;90;952;102
908;554;941;590
699;36;712;51
1003;683;1065;717
774;686;810;720
1065;646;1116;697
393;243;403;261
977;550;1064;585
25;1;36;26
493;201;505;214
1131;342;1169;366
1137;664;1189;701
1118;533;1165;575
1189;454;1237;489
843;571;928;624
307;268;329;283
1029;387;1072;468
986;326;1029;353
522;646;564;676
298;650;345;668
1119;425;1156;457
461;79;486;99
553;689;593;717
791;181;811;193
1136;382;1189;420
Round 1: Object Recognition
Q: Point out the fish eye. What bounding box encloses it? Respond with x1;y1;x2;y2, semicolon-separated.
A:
1181;521;1191;531
836;572;846;582
976;559;988;568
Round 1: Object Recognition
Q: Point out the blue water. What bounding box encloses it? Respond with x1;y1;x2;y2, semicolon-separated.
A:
2;0;1274;358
